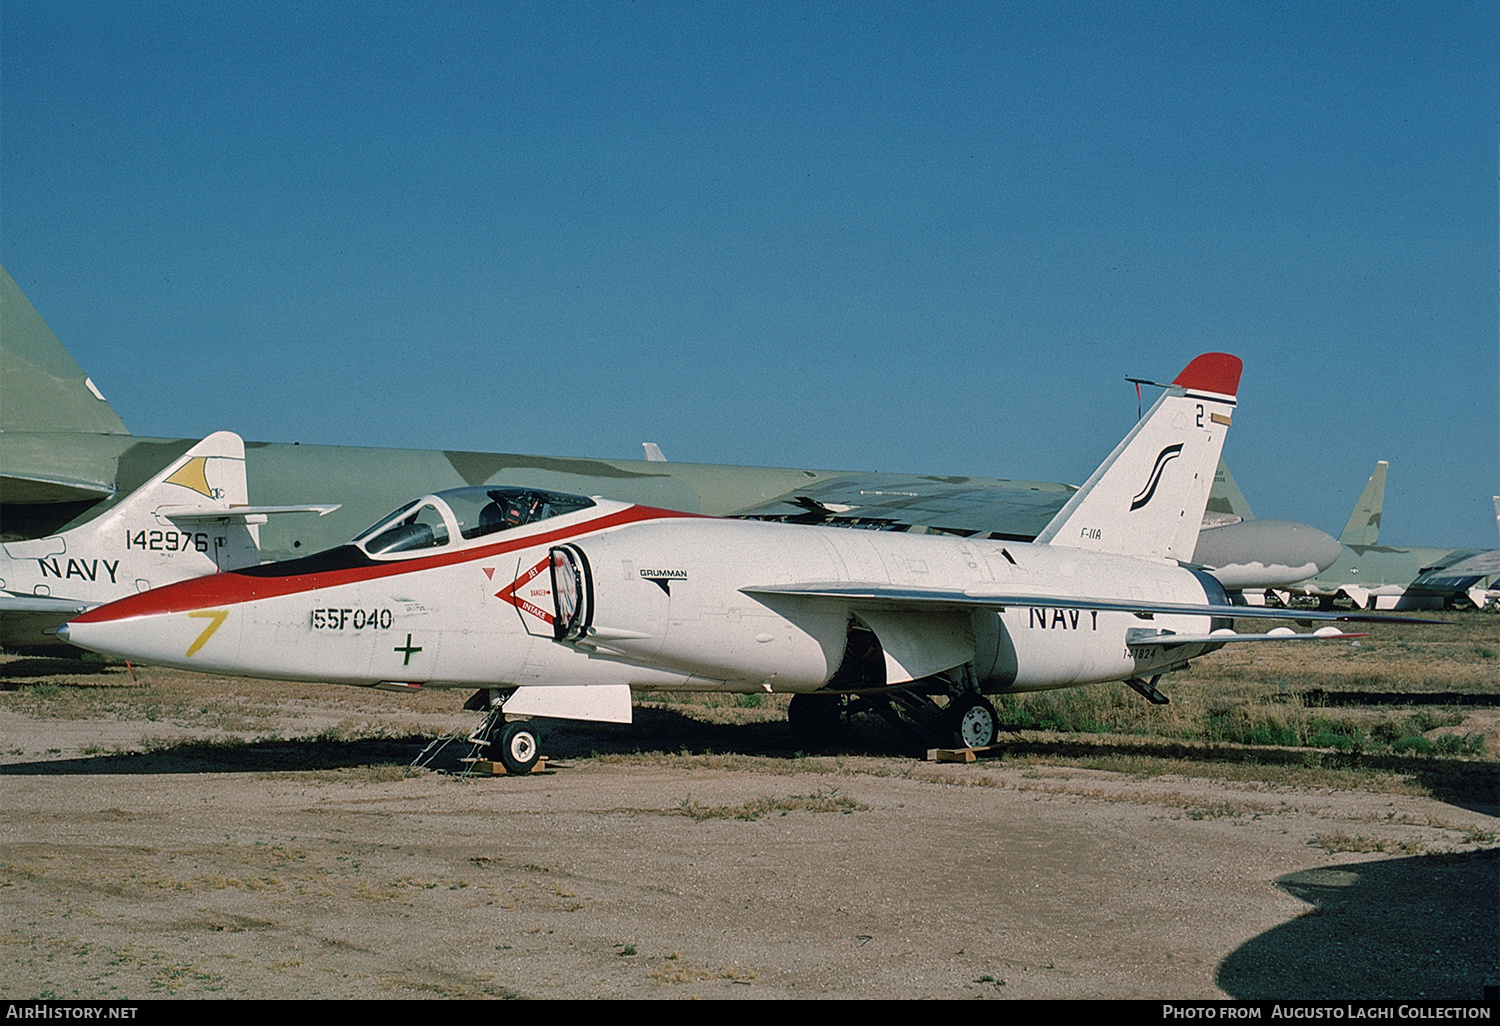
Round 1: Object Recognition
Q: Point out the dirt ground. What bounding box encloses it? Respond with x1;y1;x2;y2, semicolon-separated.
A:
0;661;1496;1001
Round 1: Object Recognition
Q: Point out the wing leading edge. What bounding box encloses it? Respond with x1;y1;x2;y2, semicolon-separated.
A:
740;582;1444;635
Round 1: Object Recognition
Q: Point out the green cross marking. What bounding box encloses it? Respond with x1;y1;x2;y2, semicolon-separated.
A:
394;634;423;665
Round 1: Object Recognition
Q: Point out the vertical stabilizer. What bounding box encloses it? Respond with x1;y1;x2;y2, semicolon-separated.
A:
1034;353;1242;561
0;265;130;435
1;432;257;611
1207;460;1255;521
1338;461;1386;546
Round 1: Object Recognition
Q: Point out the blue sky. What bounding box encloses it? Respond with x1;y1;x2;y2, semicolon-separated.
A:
3;1;1496;545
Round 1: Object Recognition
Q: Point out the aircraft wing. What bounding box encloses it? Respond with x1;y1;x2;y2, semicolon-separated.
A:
726;463;1275;546
1421;548;1500;580
0;592;92;614
1121;627;1365;645
1;471;115;505
727;473;1076;538
740;582;1445;627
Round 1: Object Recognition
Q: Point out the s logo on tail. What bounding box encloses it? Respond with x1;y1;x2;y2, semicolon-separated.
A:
1129;444;1183;511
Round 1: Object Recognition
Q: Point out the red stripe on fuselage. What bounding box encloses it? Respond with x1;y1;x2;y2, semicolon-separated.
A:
72;505;699;623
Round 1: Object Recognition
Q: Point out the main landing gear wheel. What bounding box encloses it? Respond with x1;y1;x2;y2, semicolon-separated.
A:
496;721;540;775
945;694;998;749
787;693;844;739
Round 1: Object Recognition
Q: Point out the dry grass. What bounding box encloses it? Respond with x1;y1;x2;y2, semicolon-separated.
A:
676;787;868;821
993;611;1499;758
1197;614;1498;693
1308;831;1430;855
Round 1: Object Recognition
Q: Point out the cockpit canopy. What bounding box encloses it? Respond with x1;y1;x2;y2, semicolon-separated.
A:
354;486;596;557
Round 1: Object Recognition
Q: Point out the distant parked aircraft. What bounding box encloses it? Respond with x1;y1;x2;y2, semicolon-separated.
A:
1286;462;1500;610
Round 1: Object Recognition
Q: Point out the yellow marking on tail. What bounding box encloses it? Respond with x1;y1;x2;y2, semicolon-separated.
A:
165;457;215;497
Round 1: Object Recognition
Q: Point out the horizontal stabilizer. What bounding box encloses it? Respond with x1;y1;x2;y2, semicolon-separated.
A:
0;592;92;614
0;471;115;505
729;473;1075;538
155;503;341;521
1423;549;1500;579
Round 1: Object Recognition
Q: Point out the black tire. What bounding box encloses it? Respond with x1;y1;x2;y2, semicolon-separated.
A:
787;693;843;739
496;721;540;775
945;694;998;749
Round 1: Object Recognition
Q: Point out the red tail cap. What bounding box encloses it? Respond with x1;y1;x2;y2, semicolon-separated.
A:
1172;353;1242;397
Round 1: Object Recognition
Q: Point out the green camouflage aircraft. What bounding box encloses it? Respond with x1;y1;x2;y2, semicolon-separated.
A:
1283;461;1500;610
1;265;1340;646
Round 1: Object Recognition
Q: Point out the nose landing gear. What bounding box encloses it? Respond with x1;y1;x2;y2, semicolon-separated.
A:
493;720;540;775
463;691;543;775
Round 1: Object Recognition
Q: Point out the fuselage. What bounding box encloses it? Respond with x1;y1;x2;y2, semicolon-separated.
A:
64;486;1227;700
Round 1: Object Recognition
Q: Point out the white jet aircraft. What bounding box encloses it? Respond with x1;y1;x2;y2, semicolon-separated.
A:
1;431;335;627
60;355;1433;772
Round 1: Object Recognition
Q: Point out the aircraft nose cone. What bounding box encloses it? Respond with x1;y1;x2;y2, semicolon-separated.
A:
54;623;71;644
57;571;251;667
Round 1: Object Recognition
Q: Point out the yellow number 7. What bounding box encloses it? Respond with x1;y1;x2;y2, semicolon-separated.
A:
185;610;229;656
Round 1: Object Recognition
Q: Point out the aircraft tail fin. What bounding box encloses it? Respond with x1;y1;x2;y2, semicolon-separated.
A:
1033;353;1241;561
66;430;262;574
2;432;260;611
1338;461;1386;546
121;429;251;513
0;266;130;436
1206;460;1255;522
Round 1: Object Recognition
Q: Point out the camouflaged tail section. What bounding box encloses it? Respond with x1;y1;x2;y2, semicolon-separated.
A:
1338;461;1387;546
1206;459;1255;520
0;266;130;436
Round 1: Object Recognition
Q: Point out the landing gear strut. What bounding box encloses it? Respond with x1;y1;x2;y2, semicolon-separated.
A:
840;679;1001;751
465;690;542;774
1124;675;1170;705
